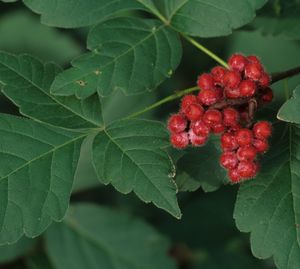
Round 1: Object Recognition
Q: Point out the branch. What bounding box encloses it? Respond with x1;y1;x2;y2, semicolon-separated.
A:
271;66;300;84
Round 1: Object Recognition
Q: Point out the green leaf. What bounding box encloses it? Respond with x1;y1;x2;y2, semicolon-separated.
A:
0;0;17;2
253;1;300;40
26;254;53;269
0;52;102;129
175;171;201;192
138;0;267;37
0;113;84;244
234;123;300;269
0;237;36;263
176;141;227;192
51;17;181;98
278;85;300;124
92;119;181;218
0;10;82;65
46;203;176;269
23;0;145;28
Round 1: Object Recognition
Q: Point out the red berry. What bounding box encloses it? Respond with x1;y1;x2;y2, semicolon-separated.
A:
253;138;269;153
197;73;214;90
228;169;242;183
235;128;254;146
220;152;238;169
167;114;187;133
203;109;222;127
259;72;271;87
181;95;198;113
170;132;189;149
223;108;239;127
247;55;260;64
211;66;227;84
198;88;218;105
221;132;239;151
228;54;248;72
239;80;256;97
223;71;241;88
253;121;272;139
261;88;273;103
237;161;257;179
237;145;257;161
184;103;204;121
224;87;240;99
212;123;225;134
191;120;210;136
188;129;207;146
215;86;224;101
245;62;263;81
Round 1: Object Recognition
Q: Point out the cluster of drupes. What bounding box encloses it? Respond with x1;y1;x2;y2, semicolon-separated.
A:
167;54;273;183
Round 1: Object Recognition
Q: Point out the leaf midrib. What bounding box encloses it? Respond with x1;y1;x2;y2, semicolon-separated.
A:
0;133;87;182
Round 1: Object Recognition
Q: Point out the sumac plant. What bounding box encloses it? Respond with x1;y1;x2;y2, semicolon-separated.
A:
0;1;300;269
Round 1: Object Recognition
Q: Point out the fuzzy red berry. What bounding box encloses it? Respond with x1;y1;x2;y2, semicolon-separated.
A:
167;114;187;133
181;95;198;113
220;152;238;169
170;132;189;149
184;103;204;121
235;128;254;146
224;87;240;99
203;109;222;127
197;73;215;90
191;120;210;136
198;88;218;105
237;145;257;161
253;121;272;139
211;66;227;84
245;62;263;81
228;169;241;183
247;55;260;64
259;72;271;87
237;161;257;179
212;123;225;134
223;107;239;127
223;71;241;89
253;138;269;153
228;54;248;72
188;129;207;146
239;80;256;97
261;88;273;103
221;132;239;151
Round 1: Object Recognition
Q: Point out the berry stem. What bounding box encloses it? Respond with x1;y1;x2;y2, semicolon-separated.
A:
183;35;229;69
271;66;300;84
126;86;199;119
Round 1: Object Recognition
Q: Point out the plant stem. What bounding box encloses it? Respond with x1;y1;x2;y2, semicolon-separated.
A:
126;86;199;119
271;66;300;84
183;35;229;69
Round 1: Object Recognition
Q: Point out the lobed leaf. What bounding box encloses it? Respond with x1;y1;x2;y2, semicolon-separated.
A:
23;0;145;28
277;85;300;124
234;123;300;269
0;113;85;244
46;203;176;269
51;17;182;98
92;119;181;218
0;52;103;129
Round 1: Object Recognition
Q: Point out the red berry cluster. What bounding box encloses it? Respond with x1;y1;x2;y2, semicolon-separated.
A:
167;54;273;183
